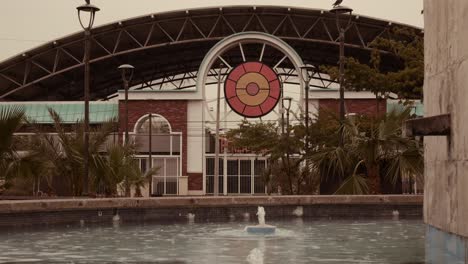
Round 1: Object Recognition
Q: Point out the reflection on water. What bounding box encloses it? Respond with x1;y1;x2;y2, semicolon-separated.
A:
0;219;425;264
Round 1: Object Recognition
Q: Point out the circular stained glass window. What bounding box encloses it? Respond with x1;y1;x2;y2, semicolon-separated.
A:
224;62;281;118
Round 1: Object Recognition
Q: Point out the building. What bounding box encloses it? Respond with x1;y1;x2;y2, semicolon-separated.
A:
0;6;421;196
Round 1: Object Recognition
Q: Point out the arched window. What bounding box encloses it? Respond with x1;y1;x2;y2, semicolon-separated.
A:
132;113;182;196
135;114;171;134
132;113;180;156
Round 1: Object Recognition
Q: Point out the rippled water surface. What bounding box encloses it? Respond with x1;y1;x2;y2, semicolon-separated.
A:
0;219;425;263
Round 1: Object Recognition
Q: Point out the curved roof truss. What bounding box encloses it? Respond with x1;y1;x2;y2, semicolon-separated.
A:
0;6;422;101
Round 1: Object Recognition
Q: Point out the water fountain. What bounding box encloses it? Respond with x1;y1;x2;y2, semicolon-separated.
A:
245;206;276;235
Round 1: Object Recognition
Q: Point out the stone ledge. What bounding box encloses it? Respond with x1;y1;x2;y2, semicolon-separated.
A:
0;195;423;213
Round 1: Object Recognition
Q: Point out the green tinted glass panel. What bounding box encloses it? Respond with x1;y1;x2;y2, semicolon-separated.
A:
0;102;118;124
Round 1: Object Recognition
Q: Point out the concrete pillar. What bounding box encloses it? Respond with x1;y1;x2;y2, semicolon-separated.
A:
424;0;468;262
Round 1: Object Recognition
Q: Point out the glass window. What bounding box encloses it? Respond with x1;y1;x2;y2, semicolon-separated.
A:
137;115;171;134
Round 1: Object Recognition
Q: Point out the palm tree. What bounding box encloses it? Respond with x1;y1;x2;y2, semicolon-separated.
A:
31;108;159;197
6;149;55;196
32;108;115;196
0;106;58;196
0;106;25;191
349;108;422;193
92;143;158;197
308;107;423;194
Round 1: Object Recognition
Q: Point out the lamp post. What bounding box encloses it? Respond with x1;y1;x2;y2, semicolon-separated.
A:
214;62;223;196
282;96;293;194
148;113;153;197
77;0;99;195
299;65;314;152
118;64;135;146
330;5;353;147
300;65;314;193
281;100;285;136
119;64;135;197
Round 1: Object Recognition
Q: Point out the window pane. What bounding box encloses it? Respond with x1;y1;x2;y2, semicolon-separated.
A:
227;159;239;194
254;159;266;175
205;157;224;194
171;135;181;155
240;160;251;194
166;158;179;176
140;158;148;173
152;158;164;176
137;115;171;134
254;159;266;194
151;134;171;154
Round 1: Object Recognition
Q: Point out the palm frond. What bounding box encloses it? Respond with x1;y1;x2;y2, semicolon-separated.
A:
335;160;369;194
308;146;352;182
384;141;423;186
334;173;369;195
0;106;25;157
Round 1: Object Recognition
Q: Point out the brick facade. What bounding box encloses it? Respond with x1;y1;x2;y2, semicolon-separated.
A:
319;99;387;116
187;173;203;191
119;100;202;190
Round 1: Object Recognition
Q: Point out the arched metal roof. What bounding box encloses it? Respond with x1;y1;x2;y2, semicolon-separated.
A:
0;6;422;101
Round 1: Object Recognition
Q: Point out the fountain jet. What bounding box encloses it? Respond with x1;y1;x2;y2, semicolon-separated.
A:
245;206;276;235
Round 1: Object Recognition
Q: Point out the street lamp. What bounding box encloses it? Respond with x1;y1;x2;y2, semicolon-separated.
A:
299;64;314;152
118;64;135;146
282;96;293;194
214;62;224;196
77;0;99;196
118;65;134;198
330;4;353;147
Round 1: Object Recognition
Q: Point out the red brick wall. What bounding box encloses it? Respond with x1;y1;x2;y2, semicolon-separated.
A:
119;100;188;177
187;173;203;191
319;99;387;116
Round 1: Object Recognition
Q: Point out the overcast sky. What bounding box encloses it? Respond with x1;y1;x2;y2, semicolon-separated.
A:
0;0;423;61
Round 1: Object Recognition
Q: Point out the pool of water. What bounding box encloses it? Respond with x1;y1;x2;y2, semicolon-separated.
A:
0;218;425;263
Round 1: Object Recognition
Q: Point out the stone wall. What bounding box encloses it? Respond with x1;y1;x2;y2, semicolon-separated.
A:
0;195;422;227
424;0;468;261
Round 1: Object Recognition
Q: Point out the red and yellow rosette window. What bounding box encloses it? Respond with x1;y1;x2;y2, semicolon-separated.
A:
225;62;281;118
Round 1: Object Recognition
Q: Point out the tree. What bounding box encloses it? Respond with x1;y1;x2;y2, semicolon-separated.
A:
0;106;25;192
1;107;157;197
307;108;423;194
31;108;116;196
226;120;306;194
226;120;279;155
321;27;424;108
0;106;57;196
312;27;424;194
92;143;159;197
5;148;54;196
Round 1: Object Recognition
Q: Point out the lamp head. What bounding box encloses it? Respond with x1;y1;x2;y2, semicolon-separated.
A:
118;64;135;71
282;96;293;111
77;2;100;30
118;64;135;83
299;64;315;83
77;3;100;13
330;5;353;15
